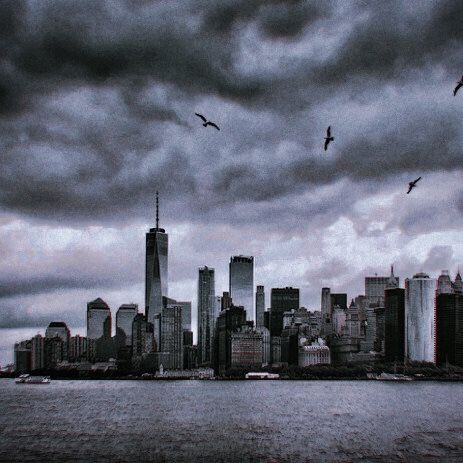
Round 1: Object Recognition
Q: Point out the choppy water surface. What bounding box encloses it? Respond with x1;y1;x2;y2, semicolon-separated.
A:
0;379;462;462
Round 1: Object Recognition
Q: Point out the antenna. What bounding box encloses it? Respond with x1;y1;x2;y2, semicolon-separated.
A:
156;191;159;229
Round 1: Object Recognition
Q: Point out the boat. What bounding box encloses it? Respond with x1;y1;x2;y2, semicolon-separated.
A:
245;372;280;380
375;372;413;381
15;374;51;384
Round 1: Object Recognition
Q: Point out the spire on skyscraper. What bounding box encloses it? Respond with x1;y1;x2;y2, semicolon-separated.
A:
156;191;159;230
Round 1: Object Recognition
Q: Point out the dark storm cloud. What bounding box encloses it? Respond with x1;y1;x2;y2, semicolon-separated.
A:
201;0;326;38
0;0;462;225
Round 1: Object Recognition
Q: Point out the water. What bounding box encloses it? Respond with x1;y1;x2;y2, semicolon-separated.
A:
1;379;462;462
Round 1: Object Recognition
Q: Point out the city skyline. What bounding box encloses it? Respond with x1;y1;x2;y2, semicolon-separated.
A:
1;1;463;368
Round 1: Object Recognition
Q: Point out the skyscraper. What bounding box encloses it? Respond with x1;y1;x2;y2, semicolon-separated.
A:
436;271;462;366
132;314;154;358
270;287;299;337
175;301;192;331
229;256;254;322
116;304;138;346
31;334;44;371
46;321;71;359
321;287;332;334
256;285;265;328
384;287;405;362
405;273;436;363
146;191;168;326
161;305;183;369
198;266;215;365
87;298;112;340
365;267;399;306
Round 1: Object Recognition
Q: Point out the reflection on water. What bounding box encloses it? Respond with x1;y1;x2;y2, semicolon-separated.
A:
1;380;462;462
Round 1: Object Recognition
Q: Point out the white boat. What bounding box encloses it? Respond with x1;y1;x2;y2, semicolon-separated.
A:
376;372;413;381
15;374;51;384
245;372;280;380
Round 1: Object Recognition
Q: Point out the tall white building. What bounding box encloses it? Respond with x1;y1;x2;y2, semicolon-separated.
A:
229;256;254;322
405;273;436;363
146;192;168;325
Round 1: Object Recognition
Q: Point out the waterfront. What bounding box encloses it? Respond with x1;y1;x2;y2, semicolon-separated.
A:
1;380;462;462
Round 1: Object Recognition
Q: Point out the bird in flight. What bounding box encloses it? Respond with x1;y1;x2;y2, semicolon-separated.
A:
324;126;334;151
195;113;220;130
407;177;422;194
453;75;463;96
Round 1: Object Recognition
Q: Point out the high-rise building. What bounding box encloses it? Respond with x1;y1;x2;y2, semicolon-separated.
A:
437;270;453;295
454;271;462;294
87;298;111;340
175;301;192;331
221;291;232;310
405;273;436;363
161;305;183;369
256;285;265;328
44;336;64;369
146;191;168;326
45;322;71;359
229;256;254;322
116;304;138;346
270;287;299;337
198;266;215;365
69;335;88;362
132;314;154;358
330;293;347;311
31;334;44;371
321;287;332;335
365;267;399;306
436;292;461;366
216;305;247;373
384;287;405;362
230;327;263;369
14;340;31;373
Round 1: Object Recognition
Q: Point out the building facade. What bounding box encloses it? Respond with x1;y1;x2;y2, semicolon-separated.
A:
256;285;265;328
116;304;138;346
384;287;405;362
145;193;168;327
161;305;183;369
405;273;436;363
229;256;254;322
270;287;300;337
197;266;215;365
87;298;111;340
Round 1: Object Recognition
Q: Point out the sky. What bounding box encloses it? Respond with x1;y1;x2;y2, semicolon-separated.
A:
1;0;463;366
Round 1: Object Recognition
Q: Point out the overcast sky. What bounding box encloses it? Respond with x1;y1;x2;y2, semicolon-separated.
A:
1;0;463;365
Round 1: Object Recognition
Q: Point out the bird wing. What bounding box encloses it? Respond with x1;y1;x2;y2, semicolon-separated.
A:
327;126;331;137
324;138;329;150
414;176;421;184
407;184;413;194
454;82;462;96
195;113;207;122
207;122;220;130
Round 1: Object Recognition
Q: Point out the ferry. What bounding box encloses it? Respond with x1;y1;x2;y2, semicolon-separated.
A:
15;374;51;384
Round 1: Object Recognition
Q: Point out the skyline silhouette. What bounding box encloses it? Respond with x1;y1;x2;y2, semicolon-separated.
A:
0;1;463;367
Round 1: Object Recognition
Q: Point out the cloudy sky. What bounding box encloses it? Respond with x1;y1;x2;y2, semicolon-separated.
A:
1;0;463;365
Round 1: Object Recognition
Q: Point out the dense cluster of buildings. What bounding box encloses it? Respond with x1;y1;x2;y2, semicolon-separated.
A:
12;196;463;375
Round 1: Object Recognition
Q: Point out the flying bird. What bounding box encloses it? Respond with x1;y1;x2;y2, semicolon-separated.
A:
324;126;334;151
407;176;422;194
195;113;220;130
454;75;463;96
